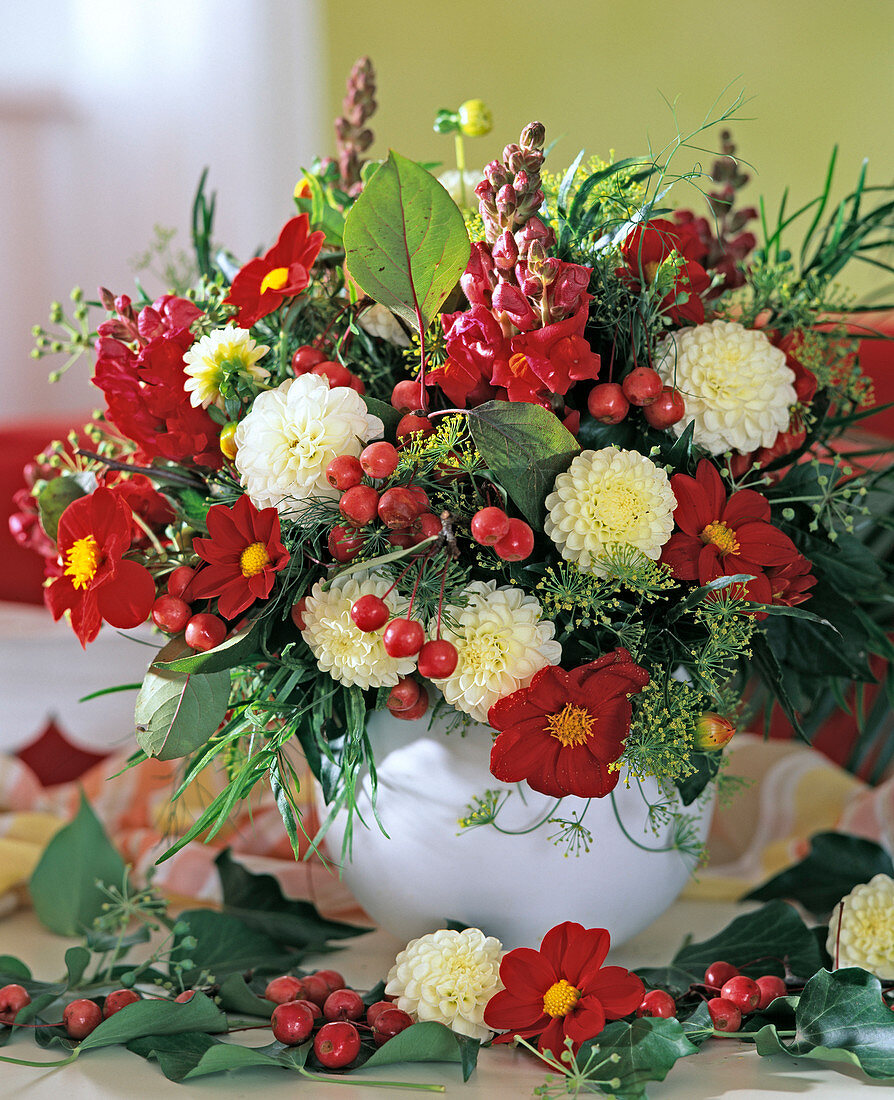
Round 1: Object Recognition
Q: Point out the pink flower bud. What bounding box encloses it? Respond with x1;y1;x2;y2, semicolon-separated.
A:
496;184;516;213
99;286;117;311
492;231;518;271
548;262;591;316
460;242;496;307
514;216;555;256
694;713;736;751
520;121;546;149
96;319;133;340
492;279;538;331
483;161;510;189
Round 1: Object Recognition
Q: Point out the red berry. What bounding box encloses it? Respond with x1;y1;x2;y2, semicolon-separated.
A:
470;507;510;547
0;983;31;1025
350;594;390;632
328;525;364;563
386;677;423;713
703;961;739;991
271;1000;316;1045
755;975;787;1011
264;975;304;1005
372;1007;414;1047
389;693;429;721
291;997;322;1020
314;1021;361;1068
292;345;326;374
174;990;196;1003
720;975;761;1015
339;484;379;527
326;454;363;491
184;613;227;652
366;1000;394;1027
63;998;103;1040
622;366;663;407
323;988;365;1022
346;373;366;396
387;530;416;549
414;512;442;541
587;382;629;424
290;597;308;631
360;441;400;480
406;486;430;512
636;989;676;1019
391;380;424;413
643;387;686;429
313;970;346;995
706;996;741;1032
151;595;192;634
166;565;196;600
396;413;434;443
311;360;354;388
103;989;140;1018
299;974;330;1008
493;518;535;562
416;639;458;679
378;486;424;529
383;618;425;658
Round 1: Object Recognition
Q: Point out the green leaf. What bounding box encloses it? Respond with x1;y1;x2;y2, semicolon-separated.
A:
215;849;367;950
672;900;825;980
151;619;263;674
755;968;894;1079
78;991;227;1051
127;1031;224;1082
172;909;304;984
674;752;721;806
467;400;580;525
29;793;128;935
363;394;402;438
182;1039;308;1079
343;150;470;331
135;638;231;760
160;483;211;530
574;1017;699;1098
216;972;275;1017
64;946;92;988
0;956;31;981
362;1021;479;1081
667;574;754;622
744;831;894;914
36;473;92;541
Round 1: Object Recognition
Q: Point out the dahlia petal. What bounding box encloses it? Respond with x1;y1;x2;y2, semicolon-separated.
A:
735;522;800;565
723;488;771;526
95;559;156;628
539;922;587;976
669;474;712;535
695;460;728;519
583;967;646;1018
557;926;611;985
661;533;703;580
563;999;606;1043
537;1016;570;1056
484;990;549;1032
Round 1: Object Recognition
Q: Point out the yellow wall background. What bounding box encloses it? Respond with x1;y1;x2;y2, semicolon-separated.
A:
324;0;893;300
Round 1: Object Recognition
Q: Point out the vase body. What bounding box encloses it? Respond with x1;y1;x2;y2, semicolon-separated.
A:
323;708;712;949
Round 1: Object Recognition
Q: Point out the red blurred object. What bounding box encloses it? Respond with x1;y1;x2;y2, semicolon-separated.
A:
16;719;108;787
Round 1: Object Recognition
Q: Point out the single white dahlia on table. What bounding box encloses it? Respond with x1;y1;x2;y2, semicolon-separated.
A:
234;374;384;513
655;319;797;455
430;580;561;723
545;447;675;575
385;928;504;1042
826;873;894;979
182;326;270;410
300;571;415;690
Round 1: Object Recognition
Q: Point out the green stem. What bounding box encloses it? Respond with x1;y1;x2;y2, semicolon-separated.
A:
609;791;677;854
454;133;467;210
0;1051;80;1068
710;1028;798;1040
298;1067;445;1091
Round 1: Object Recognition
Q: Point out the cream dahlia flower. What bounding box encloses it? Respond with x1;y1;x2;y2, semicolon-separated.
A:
182;326;270;409
544;448;675;575
234;374;383;513
356;303;411;347
656;320;797;455
385;928;504;1042
431;580;561;723
826;873;894;979
300;571;416;690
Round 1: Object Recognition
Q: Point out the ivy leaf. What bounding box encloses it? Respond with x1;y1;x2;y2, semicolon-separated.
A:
77;992;227;1051
172;910;305;984
181;1039;309;1079
672;900;825;980
0;956;31;981
127;1032;223;1083
29;793;128;935
363;394;402;438
36;472;94;541
574;1017;698;1098
744;832;894;915
755;968;894;1079
216;973;277;1017
64;946;92;988
343;150;470;332
362;1021;480;1081
151;619;263;674
467;400;580;525
135;638;231;760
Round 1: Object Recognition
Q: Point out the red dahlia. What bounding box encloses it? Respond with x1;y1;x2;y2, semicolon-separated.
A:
225;215;325;328
45;488;156;646
619;217;710;325
488;649;649;799
660;459;812;606
484;921;644;1054
190;495;290;619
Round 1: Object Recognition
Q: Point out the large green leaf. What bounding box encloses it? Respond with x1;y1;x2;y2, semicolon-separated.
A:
135;638;231;760
343;150;470;331
171;909;305;984
78;992;227;1052
362;1021;480;1082
29;794;128;935
573;1017;699;1098
744;832;894;914
152;619;263;674
467;400;581;525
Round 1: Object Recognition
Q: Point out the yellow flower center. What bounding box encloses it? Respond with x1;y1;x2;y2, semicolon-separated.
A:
542;978;581;1018
700;520;740;556
508;352;531;379
462;630;510;673
64;535;100;590
260;266;290;294
586;484;642;535
545;703;594;747
240;541;271;577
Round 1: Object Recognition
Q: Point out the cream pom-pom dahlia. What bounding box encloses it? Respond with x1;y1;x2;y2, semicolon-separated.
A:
826;873;894;979
385;928;504;1042
544;447;675;576
234;374;383;513
655;319;797;455
430;580;561;723
300;571;416;690
182;326;270;410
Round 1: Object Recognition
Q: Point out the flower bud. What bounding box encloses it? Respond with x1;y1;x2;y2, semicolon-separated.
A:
492;230;518;272
495;184;517;215
483;160;510;189
694;712;736;751
457;98;493;137
99;286;117;311
520;121;546;150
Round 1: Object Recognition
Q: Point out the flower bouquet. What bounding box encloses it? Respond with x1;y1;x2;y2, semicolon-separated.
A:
19;60;894;946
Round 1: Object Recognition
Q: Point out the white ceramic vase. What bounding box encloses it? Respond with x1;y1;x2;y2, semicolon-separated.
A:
322;707;713;949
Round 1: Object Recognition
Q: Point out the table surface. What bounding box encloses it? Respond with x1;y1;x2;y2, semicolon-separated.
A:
0;899;884;1099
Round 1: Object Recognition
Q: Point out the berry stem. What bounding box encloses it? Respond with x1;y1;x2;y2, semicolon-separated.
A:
0;1051;81;1068
298;1067;445;1091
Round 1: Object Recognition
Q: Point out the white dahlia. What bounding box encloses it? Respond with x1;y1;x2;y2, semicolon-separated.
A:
300;571;416;690
431;580;561;723
385;927;504;1042
234;374;383;513
656;320;797;455
544;448;675;575
826;874;894;979
182;326;270;409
